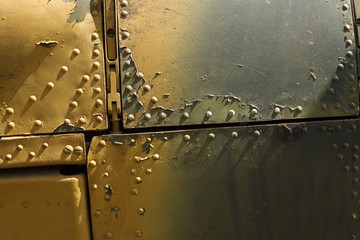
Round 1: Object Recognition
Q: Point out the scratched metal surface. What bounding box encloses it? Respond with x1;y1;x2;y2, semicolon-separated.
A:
88;119;360;239
119;0;358;128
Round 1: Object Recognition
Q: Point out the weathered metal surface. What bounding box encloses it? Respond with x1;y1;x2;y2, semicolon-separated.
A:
88;119;360;239
0;0;107;136
0;168;91;240
0;133;85;169
119;0;358;128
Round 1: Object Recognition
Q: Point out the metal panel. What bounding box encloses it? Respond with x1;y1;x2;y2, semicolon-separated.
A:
0;0;107;136
0;168;91;240
0;133;85;169
119;0;358;128
88;119;360;239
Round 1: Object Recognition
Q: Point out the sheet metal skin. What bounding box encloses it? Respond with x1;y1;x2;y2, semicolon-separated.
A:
0;168;91;240
0;133;85;169
119;0;358;128
0;0;107;136
88;119;360;239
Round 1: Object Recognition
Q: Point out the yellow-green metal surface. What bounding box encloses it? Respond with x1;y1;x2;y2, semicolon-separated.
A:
0;133;85;169
120;0;358;128
0;168;91;240
88;119;360;239
0;0;107;136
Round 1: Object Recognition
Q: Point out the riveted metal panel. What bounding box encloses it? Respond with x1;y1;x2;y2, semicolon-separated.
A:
88;119;360;239
0;168;91;240
119;0;358;128
0;0;107;136
0;133;85;169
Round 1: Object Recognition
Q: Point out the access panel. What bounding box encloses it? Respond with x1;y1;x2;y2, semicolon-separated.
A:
119;0;358;128
88;119;360;239
0;0;107;136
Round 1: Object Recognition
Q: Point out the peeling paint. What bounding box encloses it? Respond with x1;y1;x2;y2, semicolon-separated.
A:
65;0;93;23
37;41;58;48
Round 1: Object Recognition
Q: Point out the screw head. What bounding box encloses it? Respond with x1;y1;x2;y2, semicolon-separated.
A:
64;145;73;153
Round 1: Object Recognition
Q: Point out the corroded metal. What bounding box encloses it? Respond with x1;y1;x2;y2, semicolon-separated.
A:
119;0;358;128
0;0;107;136
0;168;91;240
0;133;85;169
88;119;360;239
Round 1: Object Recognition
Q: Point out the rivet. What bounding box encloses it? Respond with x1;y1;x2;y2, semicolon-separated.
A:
251;108;258;115
91;0;99;6
93;49;100;56
99;140;106;147
94;87;102;94
64;118;71;125
125;72;132;78
72;48;80;55
346;51;354;59
82;75;90;82
143;84;151;91
105;195;110;201
95;99;103;107
5;154;12;161
131;188;138;195
347;63;355;70
274;107;281;114
122;31;130;39
136;72;144;78
160;112;167;119
135;231;142;237
16;144;23;150
327;88;334;95
7;121;15;128
350;235;356;240
42;143;49;148
120;0;128;7
352;154;359;161
79;117;87;124
231;132;238;138
64;145;73;153
70;101;78;108
182;112;190;118
96;115;103;123
106;232;112;238
74;146;83;154
208;133;215;139
343;3;349;10
94;209;101;216
334;103;341;110
350;87;356;93
336;154;344;161
350;124;357;131
103;172;109;177
29;151;35;158
5;107;14;115
93;61;100;69
138;208;145;215
29;95;37;102
330;144;338;150
91;33;99;40
47;82;55;89
34;120;42;127
183;135;191;141
130;169;137;175
163;137;168;141
135;177;142;184
353;145;359;152
124;60;131;66
151;96;158;103
227;110;235;117
253;130;261;137
146;168;152;174
92;184;98;190
144;113;151;120
348;74;355;81
337;64;344;71
76;88;84;95
152;154;160;160
321;104;327;110
89;160;97;167
121;10;128;17
332;75;339;82
351;191;358;198
301;127;308;134
125;85;133;91
353;166;359;172
60;66;68;73
296;106;303;112
128;114;135;121
124;48;131;54
206;111;213;118
344;24;351;32
146;137;152;143
351;213;357;220
345;39;353;47
344;165;350;172
130;139;136;144
353;178;359;184
343;143;350;149
101;159;107;164
350;102;357;109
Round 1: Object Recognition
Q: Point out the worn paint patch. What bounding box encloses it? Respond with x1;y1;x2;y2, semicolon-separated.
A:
65;0;93;23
